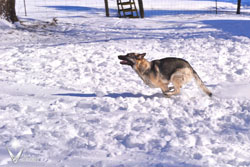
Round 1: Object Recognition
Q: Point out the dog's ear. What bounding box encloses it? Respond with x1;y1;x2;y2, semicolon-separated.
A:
138;53;146;59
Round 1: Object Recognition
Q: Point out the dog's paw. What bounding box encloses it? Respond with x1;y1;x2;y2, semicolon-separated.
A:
168;86;175;91
163;92;171;98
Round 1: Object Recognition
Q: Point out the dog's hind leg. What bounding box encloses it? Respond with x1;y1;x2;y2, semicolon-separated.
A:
165;68;193;97
165;73;184;97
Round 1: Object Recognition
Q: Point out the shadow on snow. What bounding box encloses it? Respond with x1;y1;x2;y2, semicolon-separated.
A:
43;6;117;14
202;20;250;38
43;5;216;17
53;92;163;98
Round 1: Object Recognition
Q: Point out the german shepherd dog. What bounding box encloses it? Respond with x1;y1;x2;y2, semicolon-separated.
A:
118;53;212;97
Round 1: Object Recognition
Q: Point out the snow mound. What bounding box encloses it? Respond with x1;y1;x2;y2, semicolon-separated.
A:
0;19;16;30
1;0;250;166
216;81;250;99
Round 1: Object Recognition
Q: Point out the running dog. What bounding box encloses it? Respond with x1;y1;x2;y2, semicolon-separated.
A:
118;53;212;97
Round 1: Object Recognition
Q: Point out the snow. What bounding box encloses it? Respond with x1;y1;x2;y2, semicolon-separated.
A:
1;0;250;166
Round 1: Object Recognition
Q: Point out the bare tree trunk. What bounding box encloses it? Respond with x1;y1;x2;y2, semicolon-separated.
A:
0;0;18;23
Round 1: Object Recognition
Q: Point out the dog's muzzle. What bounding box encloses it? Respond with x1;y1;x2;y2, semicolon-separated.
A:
118;55;134;66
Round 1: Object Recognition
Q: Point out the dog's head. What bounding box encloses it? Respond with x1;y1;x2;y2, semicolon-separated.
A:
118;53;146;67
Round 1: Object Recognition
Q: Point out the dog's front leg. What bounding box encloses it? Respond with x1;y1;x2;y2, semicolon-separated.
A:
162;86;175;97
164;89;180;97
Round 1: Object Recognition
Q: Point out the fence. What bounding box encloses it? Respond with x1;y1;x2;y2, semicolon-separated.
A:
15;0;250;20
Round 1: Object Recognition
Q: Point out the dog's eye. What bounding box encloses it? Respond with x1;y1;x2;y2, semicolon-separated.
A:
135;56;140;60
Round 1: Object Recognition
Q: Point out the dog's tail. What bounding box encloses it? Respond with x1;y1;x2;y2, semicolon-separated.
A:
192;70;212;97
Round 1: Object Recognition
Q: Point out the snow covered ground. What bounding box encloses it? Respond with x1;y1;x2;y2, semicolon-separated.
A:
1;0;250;166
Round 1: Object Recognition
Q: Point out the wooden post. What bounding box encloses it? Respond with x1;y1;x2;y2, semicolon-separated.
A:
104;0;110;17
236;0;241;14
23;0;27;16
215;0;217;14
138;0;144;18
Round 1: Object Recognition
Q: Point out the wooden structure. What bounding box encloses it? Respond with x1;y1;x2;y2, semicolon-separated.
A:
104;0;144;18
117;0;139;18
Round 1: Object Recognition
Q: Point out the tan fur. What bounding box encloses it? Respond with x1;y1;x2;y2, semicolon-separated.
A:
134;59;163;88
135;61;195;97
